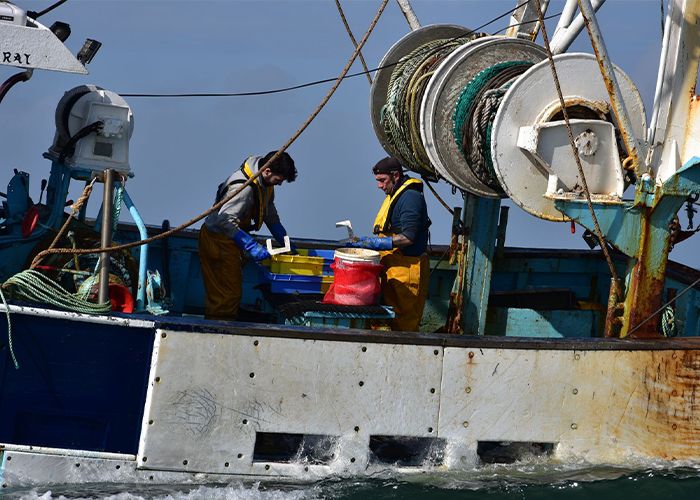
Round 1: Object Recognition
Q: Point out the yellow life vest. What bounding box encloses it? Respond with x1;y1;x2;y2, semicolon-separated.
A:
373;178;423;235
241;160;274;232
215;159;274;232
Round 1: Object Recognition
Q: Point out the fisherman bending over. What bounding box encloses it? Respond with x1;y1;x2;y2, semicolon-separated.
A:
348;156;430;331
199;151;297;320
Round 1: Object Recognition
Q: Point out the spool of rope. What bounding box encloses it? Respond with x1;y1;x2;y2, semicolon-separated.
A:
381;36;478;178
452;61;533;193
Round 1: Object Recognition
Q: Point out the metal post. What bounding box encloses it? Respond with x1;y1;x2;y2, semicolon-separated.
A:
550;0;605;54
395;0;420;31
98;169;114;305
576;0;646;175
121;188;148;311
462;196;501;335
647;0;700;178
506;0;550;40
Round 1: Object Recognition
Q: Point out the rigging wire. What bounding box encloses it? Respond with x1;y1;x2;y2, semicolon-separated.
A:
334;0;373;85
28;0;69;19
627;274;700;337
120;2;561;99
532;0;620;286
28;1;558;268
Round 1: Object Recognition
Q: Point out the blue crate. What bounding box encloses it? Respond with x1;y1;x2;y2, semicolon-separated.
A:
263;271;333;295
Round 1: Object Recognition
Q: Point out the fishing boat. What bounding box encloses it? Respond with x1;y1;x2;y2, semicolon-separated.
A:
1;0;700;489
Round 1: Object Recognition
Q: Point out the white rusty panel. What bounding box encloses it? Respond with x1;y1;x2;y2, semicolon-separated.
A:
439;347;700;464
0;21;87;73
138;330;443;474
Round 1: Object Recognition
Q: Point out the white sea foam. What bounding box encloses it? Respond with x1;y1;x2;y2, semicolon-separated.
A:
6;482;323;500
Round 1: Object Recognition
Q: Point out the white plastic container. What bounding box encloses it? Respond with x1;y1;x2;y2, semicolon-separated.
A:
334;248;381;265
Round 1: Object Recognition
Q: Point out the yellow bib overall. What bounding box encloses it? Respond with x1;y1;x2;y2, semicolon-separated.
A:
373;179;429;332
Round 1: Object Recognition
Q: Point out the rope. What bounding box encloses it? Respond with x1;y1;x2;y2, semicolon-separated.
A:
112;184;124;233
532;0;621;289
30;0;390;270
382;37;472;177
118;5;562;99
423;178;454;216
661;306;676;337
452;61;531;192
2;270;110;314
334;0;372;85
45;177;97;254
0;287;18;369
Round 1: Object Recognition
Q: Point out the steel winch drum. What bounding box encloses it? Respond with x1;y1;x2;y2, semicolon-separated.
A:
490;53;647;221
420;37;547;197
370;24;472;178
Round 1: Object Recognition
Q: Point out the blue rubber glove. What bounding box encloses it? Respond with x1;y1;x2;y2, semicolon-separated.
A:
346;236;393;250
268;221;298;254
232;229;271;261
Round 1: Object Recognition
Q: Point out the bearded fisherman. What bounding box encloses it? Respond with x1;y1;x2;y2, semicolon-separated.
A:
199;151;297;320
348;156;430;331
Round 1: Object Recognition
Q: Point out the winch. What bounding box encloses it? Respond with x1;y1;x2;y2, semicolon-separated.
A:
369;18;700;338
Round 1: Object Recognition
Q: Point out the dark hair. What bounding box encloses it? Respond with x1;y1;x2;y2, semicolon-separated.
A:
261;151;297;182
372;156;403;175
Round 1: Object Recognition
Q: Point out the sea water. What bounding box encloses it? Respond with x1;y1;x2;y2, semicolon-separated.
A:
3;460;700;499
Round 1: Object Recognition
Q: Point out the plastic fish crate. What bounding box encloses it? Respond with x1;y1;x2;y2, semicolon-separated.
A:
285;306;394;329
269;249;335;276
264;271;334;294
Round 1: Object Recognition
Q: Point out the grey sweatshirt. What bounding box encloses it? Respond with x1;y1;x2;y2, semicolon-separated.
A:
203;156;281;239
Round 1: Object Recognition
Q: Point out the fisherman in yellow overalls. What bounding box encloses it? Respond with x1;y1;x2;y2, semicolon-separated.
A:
199;151;297;320
348;157;430;331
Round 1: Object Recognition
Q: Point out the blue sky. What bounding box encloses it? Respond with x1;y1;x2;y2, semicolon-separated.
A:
3;1;696;268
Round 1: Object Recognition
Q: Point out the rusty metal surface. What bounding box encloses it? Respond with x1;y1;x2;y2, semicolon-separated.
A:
576;0;647;174
137;330;700;474
439;347;700;464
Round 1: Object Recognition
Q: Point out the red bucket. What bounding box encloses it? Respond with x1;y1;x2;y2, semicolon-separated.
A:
323;257;382;306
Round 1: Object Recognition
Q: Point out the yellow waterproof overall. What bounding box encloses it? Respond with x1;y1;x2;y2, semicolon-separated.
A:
199;225;243;320
199;160;272;320
373;179;429;332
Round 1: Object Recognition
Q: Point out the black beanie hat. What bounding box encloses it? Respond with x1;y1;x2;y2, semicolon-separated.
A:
372;156;403;174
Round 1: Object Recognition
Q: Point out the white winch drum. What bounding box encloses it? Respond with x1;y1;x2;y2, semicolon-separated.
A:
420;37;547;197
334;248;381;265
490;53;647;221
369;24;472;176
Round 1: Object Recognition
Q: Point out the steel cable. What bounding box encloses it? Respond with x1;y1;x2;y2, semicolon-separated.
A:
334;0;373;85
531;0;623;334
453;61;532;192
